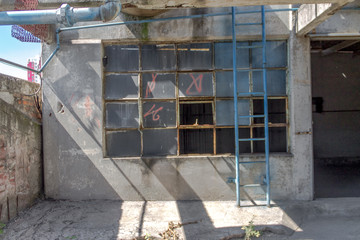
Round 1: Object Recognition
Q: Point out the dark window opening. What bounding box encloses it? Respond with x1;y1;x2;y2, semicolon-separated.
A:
180;103;213;125
180;129;213;154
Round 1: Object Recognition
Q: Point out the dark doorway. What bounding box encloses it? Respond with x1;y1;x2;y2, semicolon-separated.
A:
311;41;360;198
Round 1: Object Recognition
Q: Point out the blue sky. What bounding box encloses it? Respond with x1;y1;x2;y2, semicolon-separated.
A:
0;26;41;79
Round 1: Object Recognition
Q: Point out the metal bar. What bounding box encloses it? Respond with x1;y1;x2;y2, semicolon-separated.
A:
0;9;57;25
240;184;264;187
239;138;265;141
239;161;266;164
231;7;241;207
237;92;264;96
261;5;271;208
238;115;265;118
235;23;262;26
235;8;298;15
237;45;262;49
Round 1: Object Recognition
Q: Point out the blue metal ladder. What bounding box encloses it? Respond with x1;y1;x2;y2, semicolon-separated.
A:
231;6;270;207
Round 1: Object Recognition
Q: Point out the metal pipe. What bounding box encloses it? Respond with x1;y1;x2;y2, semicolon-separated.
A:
0;10;57;25
231;7;241;207
0;7;297;84
0;1;122;27
59;8;298;31
261;5;271;208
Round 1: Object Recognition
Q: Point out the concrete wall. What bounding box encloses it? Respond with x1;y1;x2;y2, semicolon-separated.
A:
312;53;360;159
315;0;360;35
43;6;313;201
0;74;42;222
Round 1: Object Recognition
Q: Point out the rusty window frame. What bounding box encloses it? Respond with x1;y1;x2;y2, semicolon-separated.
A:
103;41;288;157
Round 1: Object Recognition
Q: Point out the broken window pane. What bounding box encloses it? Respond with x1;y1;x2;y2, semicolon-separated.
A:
178;72;213;97
178;43;213;70
106;130;141;157
141;44;176;71
253;99;286;124
180;103;213;125
214;42;249;69
180;129;213;154
143;101;176;128
106;102;139;128
216;128;251;154
216;100;250;126
216;71;249;97
253;127;287;152
105;74;138;99
143;129;177;156
142;73;176;99
104;45;139;72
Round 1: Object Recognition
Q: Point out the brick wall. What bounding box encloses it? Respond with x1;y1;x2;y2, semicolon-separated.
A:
0;74;42;222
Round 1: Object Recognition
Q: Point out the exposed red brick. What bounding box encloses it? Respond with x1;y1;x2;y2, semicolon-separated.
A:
0;148;6;160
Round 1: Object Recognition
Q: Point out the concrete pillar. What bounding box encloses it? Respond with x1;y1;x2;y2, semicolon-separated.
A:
288;28;314;200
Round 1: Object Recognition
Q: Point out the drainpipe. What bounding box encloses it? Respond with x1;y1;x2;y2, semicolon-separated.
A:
0;1;122;27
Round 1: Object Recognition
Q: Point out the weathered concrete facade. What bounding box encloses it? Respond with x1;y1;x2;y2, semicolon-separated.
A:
0;74;42;222
41;5;318;201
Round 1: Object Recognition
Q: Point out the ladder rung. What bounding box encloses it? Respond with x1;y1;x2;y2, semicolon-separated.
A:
236;69;264;72
240;184;265;188
237;92;265;97
235;23;262;26
239;161;266;164
239;138;265;142
237;45;263;49
238;115;265;118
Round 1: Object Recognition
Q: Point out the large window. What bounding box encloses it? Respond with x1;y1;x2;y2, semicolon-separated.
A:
103;41;288;157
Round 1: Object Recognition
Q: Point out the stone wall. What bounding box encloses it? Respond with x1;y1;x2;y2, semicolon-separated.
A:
0;74;42;222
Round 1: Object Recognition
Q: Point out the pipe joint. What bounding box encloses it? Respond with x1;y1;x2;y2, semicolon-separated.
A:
56;4;73;27
100;1;122;22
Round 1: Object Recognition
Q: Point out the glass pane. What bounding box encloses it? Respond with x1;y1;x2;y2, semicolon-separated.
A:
216;71;249;97
180;129;213;154
214;42;249;69
180;103;213;125
105;74;138;99
253;70;286;96
106;130;141;157
105;102;139;128
216;100;250;126
142;101;176;128
143;129;177;156
216;128;251;154
178;43;212;70
141;44;176;71
104;45;139;72
142;73;175;99
253;127;287;152
253;99;286;124
252;41;287;68
179;72;213;97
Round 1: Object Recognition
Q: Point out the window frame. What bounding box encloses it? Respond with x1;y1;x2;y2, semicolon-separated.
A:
103;41;289;158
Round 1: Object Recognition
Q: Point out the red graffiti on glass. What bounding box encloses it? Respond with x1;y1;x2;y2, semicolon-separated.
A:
144;104;163;121
145;73;158;98
186;73;203;95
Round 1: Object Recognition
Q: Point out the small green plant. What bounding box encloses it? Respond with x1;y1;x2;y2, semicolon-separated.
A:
241;221;261;240
64;236;77;239
144;233;153;240
0;223;6;234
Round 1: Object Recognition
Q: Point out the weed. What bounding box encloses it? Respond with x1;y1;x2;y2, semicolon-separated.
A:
65;236;77;239
0;223;6;234
241;221;261;240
